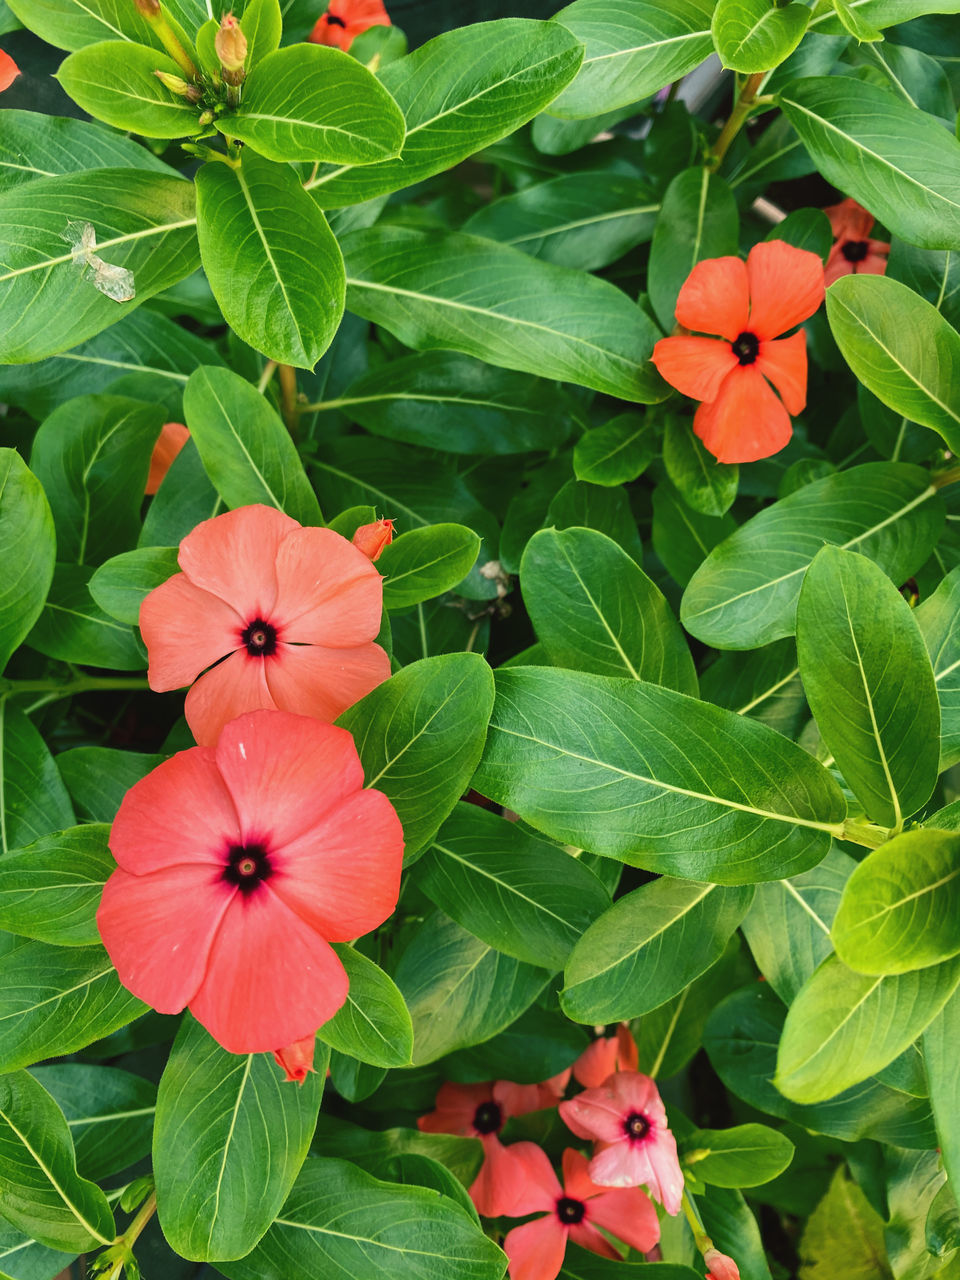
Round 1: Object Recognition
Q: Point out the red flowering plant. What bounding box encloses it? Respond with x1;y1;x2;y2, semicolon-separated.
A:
0;0;960;1278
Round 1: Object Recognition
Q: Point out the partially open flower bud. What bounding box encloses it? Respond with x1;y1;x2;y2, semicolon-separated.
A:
352;518;395;562
134;0;161;13
272;1033;317;1085
704;1248;741;1280
216;13;248;76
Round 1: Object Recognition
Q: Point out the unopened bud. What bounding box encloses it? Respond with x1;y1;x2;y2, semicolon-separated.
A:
352;518;395;562
153;69;198;99
216;13;248;77
134;0;161;13
198;108;215;126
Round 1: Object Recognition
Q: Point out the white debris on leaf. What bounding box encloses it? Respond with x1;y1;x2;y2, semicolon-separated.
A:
61;221;136;303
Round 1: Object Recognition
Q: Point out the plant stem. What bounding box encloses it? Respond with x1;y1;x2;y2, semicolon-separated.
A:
709;71;767;170
932;464;960;490
680;1188;710;1252
278;364;299;434
841;819;890;849
0;676;148;703
257;360;277;394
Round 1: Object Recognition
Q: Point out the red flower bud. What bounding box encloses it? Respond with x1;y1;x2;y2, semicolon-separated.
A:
705;1247;740;1280
272;1033;317;1085
352;518;395;562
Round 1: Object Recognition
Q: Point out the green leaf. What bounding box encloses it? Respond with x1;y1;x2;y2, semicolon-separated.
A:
379;525;481;611
337;653;495;861
394;911;548;1066
653;480;737;587
0;168;199;364
4;0;158;50
648;167;739;332
154;1013;325;1262
830;0;884;39
561;1256;701;1280
796;547;940;826
916;565;960;769
682;1123;795;1188
139;438;222;549
826;275;960;450
775;954;960;1103
0;824;113;946
663;415;739;518
223;44;405;163
549;0;715;119
57;747;164;824
0;109;173;194
809;1;960;36
29;394;164;565
712;0;809;72
767;206;833;261
923;985;960;1197
183;366;322;525
444;1003;588;1086
342;227;666;403
798;1166;893;1280
887;237;960;333
418;802;611;971
316;945;413;1069
474;667;846;883
32;1063;155;1183
313;1116;483;1191
925;1180;960;1259
0;1071;114;1252
0;451;55;676
197;151;345;369
0;707;75;855
681;462;944;649
306;19;584;206
780;77;960;251
216;1157;507;1280
27;563;145;670
58;41;201;138
573;414;656;486
832;829;960;974
0;938;146;1073
700;637;806;739
240;0;282;64
462;172;659;271
546;480;643;564
520;527;698;693
89;546;179;625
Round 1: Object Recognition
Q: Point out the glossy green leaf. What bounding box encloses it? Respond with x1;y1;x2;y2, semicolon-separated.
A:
32;1063;155;1184
521;527;698;693
653;480;737;587
316;946;413;1069
394;911;548;1066
0;1071;114;1252
183;366;322;525
89;546;179;626
712;0;809;72
306;20;584;206
780;77;960;251
0;451;55;676
0;109;173;194
561;878;755;1022
926;1180;960;1259
648;167;739;332
832;829;960;975
27;564;145;670
474;667;846;883
0;707;75;855
58;41;201;138
827;275;960;450
0;825;113;946
240;0;281;64
223;44;404;163
663;415;739;518
197;151;345;369
887;237;960;334
916;565;960;768
379;525;481;611
57;747;163;825
338;653;495;860
549;0;715;119
682;1123;795;1188
418;802;611;971
0;169;199;364
831;0;884;38
342;227;666;403
796;547;940;826
313;1116;483;1191
573;414;656;486
217;1157;507;1280
924;984;960;1196
4;0;158;50
444;1002;588;1086
775;954;960;1103
681;462;943;648
799;1166;892;1280
561;1257;700;1280
808;1;960;35
700;637;806;739
546;480;643;564
154;1013;325;1262
140;438;222;549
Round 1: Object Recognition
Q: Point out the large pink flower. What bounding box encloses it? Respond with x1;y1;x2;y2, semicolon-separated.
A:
503;1146;659;1280
139;504;391;747
97;710;403;1053
558;1072;683;1215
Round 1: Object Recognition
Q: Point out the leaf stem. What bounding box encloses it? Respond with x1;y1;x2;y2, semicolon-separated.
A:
840;819;890;849
278;364;299;434
932;464;960;490
709;71;767;170
94;1190;157;1280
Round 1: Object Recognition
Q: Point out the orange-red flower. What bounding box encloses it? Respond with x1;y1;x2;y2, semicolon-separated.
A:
572;1023;638;1088
139;504;390;747
97;710;404;1053
273;1032;317;1084
705;1247;741;1280
146;422;190;495
823;196;889;287
0;50;19;92
651;240;825;465
309;0;390;50
352;517;394;562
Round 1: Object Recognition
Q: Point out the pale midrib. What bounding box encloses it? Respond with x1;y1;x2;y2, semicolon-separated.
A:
852;865;960;925
506;204;659;244
842;592;901;828
363;677;471;788
780;878;831;936
737;666;800;715
0;218;198;285
0;964;116;1022
273;1216;464;1257
68;1106;156;1127
207;1055;254;1250
383;546;471;589
235;165;302;349
649;985;689;1078
582;29;709;67
577;886;714;984
725;8;777;59
431;840;572;926
558;543;639;679
202;376;285;511
783;974;884;1078
318;392;540;414
52;352;188;382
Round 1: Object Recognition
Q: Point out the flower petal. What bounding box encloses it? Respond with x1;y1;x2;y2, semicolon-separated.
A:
146;422;190;496
823;197;874;241
587;1186;661;1253
503;1214;568;1280
651;336;738;403
273;528;385;646
500;1142;562;1216
184;650;278;748
675;257;750;341
859;243;889;275
745;240;825;340
140;573;243;692
758;330;807;415
270;788;403;941
562;1147;602;1202
824;243;852;288
272;1033;316;1083
110;746;240;874
471;1135;540;1218
558;1093;626;1145
189;885;348;1052
693;365;793;464
418;1082;494;1136
177;505;299;618
98;863;232;1013
0;51;20;93
214;710;365;850
264;641;390;724
567;1221;620;1260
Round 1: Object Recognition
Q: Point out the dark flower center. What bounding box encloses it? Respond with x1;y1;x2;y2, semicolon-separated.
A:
326;11;346;25
472;1101;503;1135
242;618;277;657
223;842;273;894
624;1111;651;1142
556;1196;586;1225
841;239;869;263
731;331;760;365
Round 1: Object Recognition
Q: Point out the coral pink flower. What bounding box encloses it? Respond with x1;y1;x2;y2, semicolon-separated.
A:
97;710;403;1053
309;0;390;50
139;504;390;747
573;1023;638;1088
823;196;889;287
651;240;825;465
146;422;190;495
559;1071;683;1215
503;1146;660;1280
705;1246;741;1280
352;517;394;562
273;1033;317;1084
0;51;19;93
